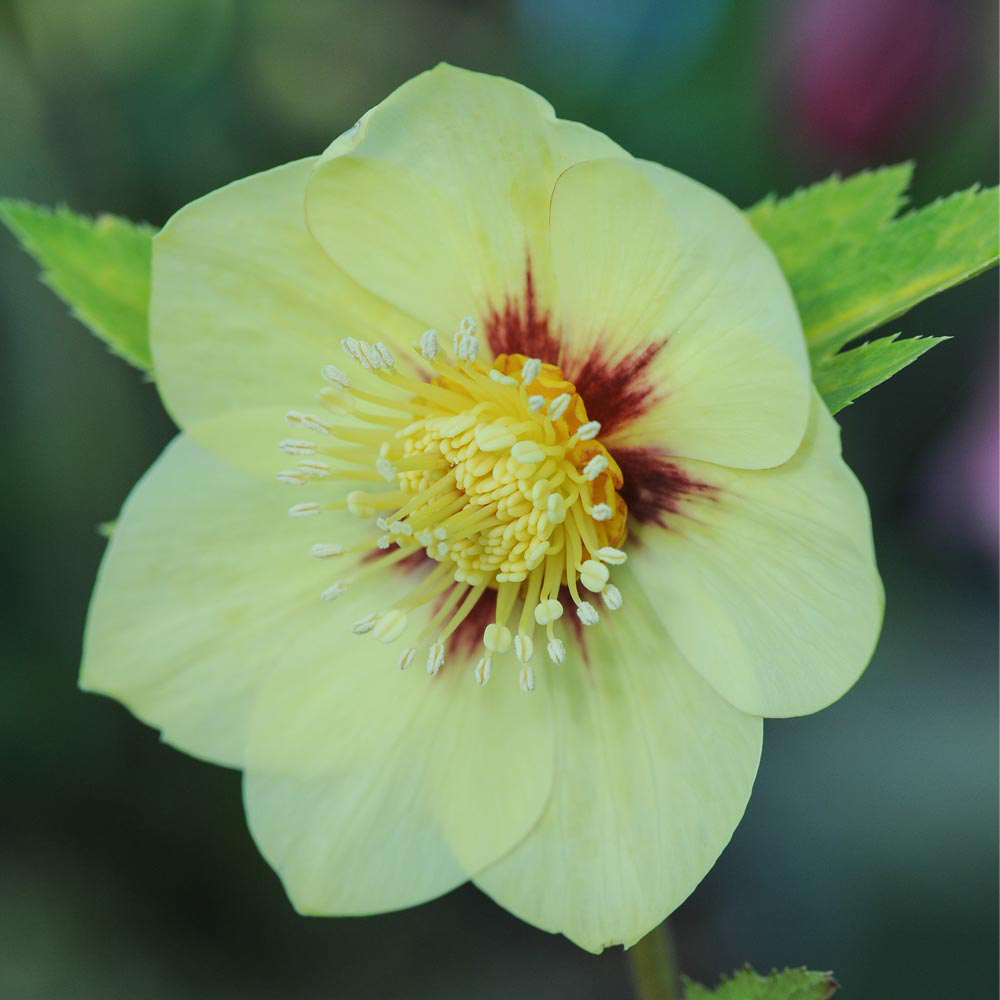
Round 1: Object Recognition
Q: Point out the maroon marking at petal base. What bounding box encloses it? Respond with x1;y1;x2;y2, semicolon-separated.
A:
484;263;563;364
484;263;668;438
567;341;666;438
615;446;715;528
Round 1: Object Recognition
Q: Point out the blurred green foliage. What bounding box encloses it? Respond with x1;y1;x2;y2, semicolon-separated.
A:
685;967;836;1000
0;2;996;999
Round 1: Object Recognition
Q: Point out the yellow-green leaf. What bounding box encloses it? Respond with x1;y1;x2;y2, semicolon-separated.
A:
748;169;998;364
815;332;948;413
0;200;154;371
684;966;838;1000
748;167;997;412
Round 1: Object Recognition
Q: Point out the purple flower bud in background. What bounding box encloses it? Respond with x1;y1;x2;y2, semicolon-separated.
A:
920;345;999;564
780;0;963;155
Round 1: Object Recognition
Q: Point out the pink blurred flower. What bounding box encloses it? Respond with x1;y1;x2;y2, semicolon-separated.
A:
921;348;999;560
782;0;962;155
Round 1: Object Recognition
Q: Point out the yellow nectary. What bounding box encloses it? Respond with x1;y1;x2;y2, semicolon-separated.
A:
279;323;629;690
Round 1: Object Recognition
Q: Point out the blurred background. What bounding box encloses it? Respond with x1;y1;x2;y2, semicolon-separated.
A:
0;1;996;997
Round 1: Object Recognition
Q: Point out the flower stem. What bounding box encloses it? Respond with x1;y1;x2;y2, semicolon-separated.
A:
626;921;682;1000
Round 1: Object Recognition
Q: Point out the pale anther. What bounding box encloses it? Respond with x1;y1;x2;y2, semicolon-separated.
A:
373;609;408;643
347;490;376;517
419;329;441;361
489;369;519;387
534;598;564;626
459;316;477;335
277;470;307;485
548;393;572;421
321;581;348;602
597;546;627;565
279;439;317;455
591;503;613;521
341;337;363;364
583;455;609;481
351;613;379;635
456;334;480;362
578;420;601;440
579;559;610;592
519;666;536;693
373;342;395;369
475;656;492;687
577;601;600;626
398;646;416;671
514;633;534;664
520;358;542;384
426;642;445;676
511;440;546;465
288;502;322;518
528;394;545;411
475;424;517;452
357;340;382;370
602;583;623;611
310;542;344;559
285;411;333;435
483;623;513;654
376;457;397;482
546;493;567;524
321;364;351;388
297;461;331;478
547;637;566;665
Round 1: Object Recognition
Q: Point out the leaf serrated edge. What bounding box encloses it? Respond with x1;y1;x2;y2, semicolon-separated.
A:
0;198;155;372
748;161;915;221
804;182;999;357
681;964;839;1000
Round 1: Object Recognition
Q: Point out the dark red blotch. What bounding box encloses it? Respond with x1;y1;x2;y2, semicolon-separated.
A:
390;263;714;658
485;265;667;437
613;447;715;529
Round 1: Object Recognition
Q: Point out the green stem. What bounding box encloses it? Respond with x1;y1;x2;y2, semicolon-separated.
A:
626;921;682;1000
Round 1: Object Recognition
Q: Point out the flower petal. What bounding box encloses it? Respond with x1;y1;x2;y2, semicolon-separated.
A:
474;585;761;953
83;434;369;767
243;639;554;916
305;63;627;336
150;157;422;442
548;157;811;469
83;437;555;912
628;393;883;718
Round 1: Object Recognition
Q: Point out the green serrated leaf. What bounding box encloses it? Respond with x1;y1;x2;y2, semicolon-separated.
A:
748;165;998;411
684;966;838;1000
814;332;948;413
748;169;999;366
749;163;915;264
0;200;154;371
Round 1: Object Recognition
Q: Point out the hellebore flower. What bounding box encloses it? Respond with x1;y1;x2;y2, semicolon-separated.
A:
81;65;883;952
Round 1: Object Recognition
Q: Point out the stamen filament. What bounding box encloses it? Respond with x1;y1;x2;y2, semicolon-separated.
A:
287;343;628;685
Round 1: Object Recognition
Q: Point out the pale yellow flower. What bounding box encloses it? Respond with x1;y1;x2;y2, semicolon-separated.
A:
81;65;883;952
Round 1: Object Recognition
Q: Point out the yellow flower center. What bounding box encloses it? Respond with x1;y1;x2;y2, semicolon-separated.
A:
280;320;629;691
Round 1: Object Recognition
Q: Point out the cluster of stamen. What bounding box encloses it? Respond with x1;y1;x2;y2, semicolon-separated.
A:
279;319;628;691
